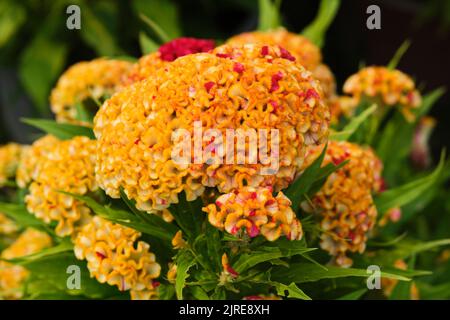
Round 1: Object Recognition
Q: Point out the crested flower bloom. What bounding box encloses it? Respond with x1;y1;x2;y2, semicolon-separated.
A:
124;37;215;85
203;186;303;241
50;58;133;123
94;44;329;213
74;216;161;299
301;141;383;267
382;259;419;300
22;136;98;237
0;213;18;235
0;143;24;187
343;66;422;121
226;28;336;100
171;230;187;249
0;228;52;299
411;116;436;169
328;95;359;124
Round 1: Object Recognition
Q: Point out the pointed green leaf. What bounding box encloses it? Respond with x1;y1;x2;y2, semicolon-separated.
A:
258;0;281;31
139;13;171;43
175;250;196;300
302;0;341;47
337;288;367;300
387;40;411;70
0;202;54;235
139;31;159;54
22;118;95;140
330;104;377;141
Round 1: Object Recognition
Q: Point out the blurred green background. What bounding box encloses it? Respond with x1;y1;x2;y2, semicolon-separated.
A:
1;0;449;159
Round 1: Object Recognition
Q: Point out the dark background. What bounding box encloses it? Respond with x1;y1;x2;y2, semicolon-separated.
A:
1;0;449;158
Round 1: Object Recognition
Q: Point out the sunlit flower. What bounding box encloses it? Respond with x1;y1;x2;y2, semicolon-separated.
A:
172;230;187;249
167;263;177;284
203;186;303;241
23;136;98;237
50;58;133;123
95;44;329;213
0;213;18;235
382;259;419;300
124;37;215;85
411;116;436;169
343;66;422;121
301;141;383;267
0;228;52;299
226;28;336;101
0;143;23;187
74;216;161;299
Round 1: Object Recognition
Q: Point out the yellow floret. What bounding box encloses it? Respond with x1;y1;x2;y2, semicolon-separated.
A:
0;143;24;187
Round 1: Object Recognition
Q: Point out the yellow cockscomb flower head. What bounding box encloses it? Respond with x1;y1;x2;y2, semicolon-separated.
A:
74;216;161;299
22;135;97;237
302;141;383;267
16;135;59;188
343;66;422;121
50;58;133;123
94;44;329;213
0;143;24;187
226;28;336;100
0;228;52;299
203;186;303;241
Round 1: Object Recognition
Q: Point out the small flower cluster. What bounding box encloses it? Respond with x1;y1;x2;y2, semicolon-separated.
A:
203;186;303;241
124;37;215;84
0;143;24;187
0;228;52;299
74;216;161;299
94;44;329;214
50;58;133;123
20;135;98;237
343;66;422;121
301;141;383;267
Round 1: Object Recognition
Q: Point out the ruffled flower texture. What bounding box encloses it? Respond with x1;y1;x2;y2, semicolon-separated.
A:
0;143;23;187
124;37;215;85
20;135;98;237
94;44;329;213
343;66;422;121
226;28;336;100
74;216;161;300
0;228;52;299
50;58;133;123
203;186;303;241
302;141;383;267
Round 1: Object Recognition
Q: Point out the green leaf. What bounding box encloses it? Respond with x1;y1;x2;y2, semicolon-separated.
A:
175;250;196;300
65;192;177;241
21;118;95;140
22;251;121;299
139;31;159;54
0;1;26;48
415;87;446;118
257;0;281;31
389;256;415;300
190;286;210;300
302;0;341;47
133;0;181;40
79;1;123;56
139;14;172;43
158;283;175;300
205;222;222;272
337;288;367;300
252;280;311;300
19;37;67;114
284;144;327;211
233;245;315;273
168;192;204;240
374;151;446;213
74;102;93;123
387;40;411;70
0;202;54;235
271;263;412;283
330;104;377;141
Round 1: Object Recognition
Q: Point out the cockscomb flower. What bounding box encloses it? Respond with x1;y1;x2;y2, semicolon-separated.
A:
74;216;161;299
0;143;23;187
50;58;133;123
203;186;303;241
301;141;383;267
226;29;336;100
94;44;329;213
124;37;215;85
0;228;52;299
171;230;187;249
23;136;98;237
0;213;18;235
343;66;422;121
